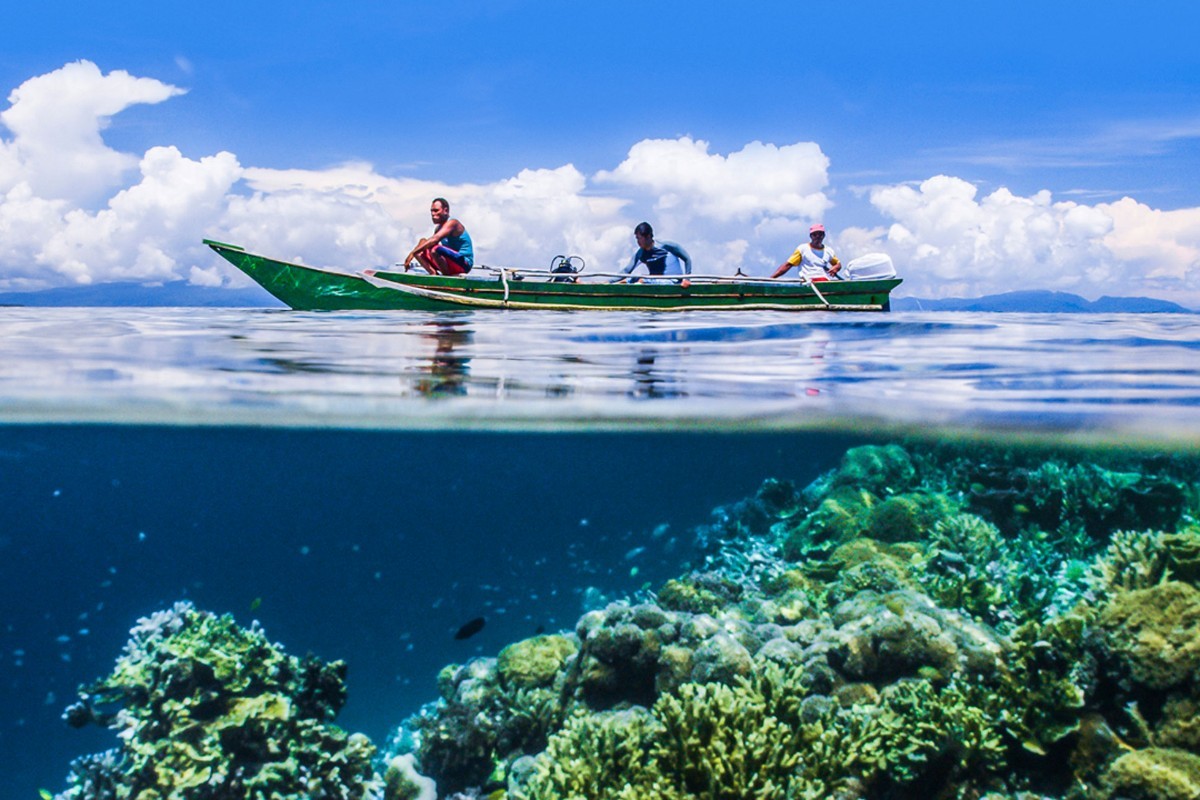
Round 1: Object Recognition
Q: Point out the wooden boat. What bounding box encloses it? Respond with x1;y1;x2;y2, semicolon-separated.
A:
204;239;902;312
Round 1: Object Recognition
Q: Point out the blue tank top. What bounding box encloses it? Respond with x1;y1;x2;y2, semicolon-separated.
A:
441;228;473;267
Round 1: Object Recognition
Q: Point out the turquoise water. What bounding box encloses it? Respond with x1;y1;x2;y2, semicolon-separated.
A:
1;307;1198;798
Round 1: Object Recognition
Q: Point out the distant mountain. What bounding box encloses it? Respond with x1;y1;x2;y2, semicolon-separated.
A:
892;290;1195;314
0;281;284;308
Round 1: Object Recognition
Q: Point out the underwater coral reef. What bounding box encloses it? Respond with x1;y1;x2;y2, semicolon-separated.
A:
57;442;1200;799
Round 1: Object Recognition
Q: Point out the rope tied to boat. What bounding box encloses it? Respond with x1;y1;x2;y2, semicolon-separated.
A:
500;269;511;305
806;278;831;307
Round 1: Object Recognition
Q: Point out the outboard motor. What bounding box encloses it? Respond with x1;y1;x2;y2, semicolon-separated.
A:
841;252;896;280
550;255;585;283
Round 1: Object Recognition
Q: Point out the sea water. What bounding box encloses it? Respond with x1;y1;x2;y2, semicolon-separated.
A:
1;307;1198;798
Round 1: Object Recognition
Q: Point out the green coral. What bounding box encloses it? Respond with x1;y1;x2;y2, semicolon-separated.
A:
58;602;375;800
656;575;739;615
829;443;918;496
781;486;878;560
518;708;677;800
394;441;1200;799
517;666;1006;800
1088;529;1172;595
816;539;924;606
867;492;959;543
498;635;578;690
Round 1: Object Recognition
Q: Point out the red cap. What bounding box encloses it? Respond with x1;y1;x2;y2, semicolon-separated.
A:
810;224;825;234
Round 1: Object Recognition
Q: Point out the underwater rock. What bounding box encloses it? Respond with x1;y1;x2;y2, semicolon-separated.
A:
754;635;805;667
689;632;753;684
383;753;437;800
1101;747;1200;800
818;589;1008;681
1098;581;1200;690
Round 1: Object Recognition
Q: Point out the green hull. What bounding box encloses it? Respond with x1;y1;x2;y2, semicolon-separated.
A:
205;240;902;312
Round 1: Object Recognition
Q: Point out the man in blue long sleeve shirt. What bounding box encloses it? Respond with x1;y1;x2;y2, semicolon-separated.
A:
617;222;692;285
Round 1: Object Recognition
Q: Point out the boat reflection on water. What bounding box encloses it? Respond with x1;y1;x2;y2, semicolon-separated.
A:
411;320;472;397
629;347;688;400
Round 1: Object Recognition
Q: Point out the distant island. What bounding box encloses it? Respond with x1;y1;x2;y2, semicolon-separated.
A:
0;283;1193;313
891;290;1195;314
0;281;284;308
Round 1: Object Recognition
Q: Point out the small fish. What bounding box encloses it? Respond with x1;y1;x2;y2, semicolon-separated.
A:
249;597;262;612
534;625;546;635
454;617;486;640
1020;738;1047;756
40;789;54;800
1014;504;1030;515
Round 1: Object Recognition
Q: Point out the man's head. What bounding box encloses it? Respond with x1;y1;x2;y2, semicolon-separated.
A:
634;221;654;248
809;223;826;242
431;198;450;223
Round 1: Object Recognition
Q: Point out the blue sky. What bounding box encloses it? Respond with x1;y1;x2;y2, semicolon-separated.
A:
2;1;1199;302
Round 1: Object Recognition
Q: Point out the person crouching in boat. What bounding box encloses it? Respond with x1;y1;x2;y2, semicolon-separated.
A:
771;223;841;281
615;222;692;286
405;197;474;275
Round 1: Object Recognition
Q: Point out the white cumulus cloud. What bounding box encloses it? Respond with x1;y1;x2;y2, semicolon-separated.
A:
841;175;1200;303
596;136;831;224
0;60;185;205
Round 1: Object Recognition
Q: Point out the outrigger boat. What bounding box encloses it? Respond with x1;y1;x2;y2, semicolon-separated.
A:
204;239;902;312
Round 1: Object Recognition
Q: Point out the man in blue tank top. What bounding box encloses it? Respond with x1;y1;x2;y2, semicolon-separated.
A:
617;222;692;285
406;198;474;275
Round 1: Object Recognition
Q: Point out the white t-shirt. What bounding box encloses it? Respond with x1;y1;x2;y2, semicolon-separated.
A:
785;243;838;280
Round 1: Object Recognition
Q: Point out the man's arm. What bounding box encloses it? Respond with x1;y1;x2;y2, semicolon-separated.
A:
664;242;692;275
611;251;641;282
827;247;842;276
406;219;463;263
771;246;804;279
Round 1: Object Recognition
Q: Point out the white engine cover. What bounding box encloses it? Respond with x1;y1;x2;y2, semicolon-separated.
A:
842;252;896;280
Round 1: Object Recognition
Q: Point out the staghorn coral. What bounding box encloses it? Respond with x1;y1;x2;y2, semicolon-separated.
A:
516;707;680;800
57;602;376;800
516;662;1009;800
1087;528;1172;595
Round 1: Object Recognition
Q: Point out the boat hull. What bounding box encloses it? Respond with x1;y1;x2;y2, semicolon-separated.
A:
205;240;902;312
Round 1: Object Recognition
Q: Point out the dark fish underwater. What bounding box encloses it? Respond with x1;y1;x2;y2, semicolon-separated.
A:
454;617;486;640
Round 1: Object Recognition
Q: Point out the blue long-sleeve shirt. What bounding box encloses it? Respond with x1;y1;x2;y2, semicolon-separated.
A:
621;240;692;279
